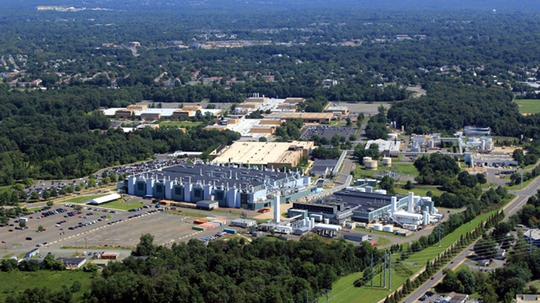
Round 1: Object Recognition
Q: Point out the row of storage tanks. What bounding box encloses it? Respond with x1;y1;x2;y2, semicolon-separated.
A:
363;156;392;170
371;223;394;233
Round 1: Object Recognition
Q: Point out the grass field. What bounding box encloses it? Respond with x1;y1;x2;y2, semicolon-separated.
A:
0;270;93;301
158;120;203;129
355;162;419;179
65;195;144;211
326;211;495;303
516;99;540;115
103;199;144;211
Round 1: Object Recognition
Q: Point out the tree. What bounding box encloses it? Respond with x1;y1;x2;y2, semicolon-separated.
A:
380;176;395;194
0;259;17;271
354;144;380;163
403;180;414;190
312;147;341;159
436;270;464;293
414;153;460;185
132;234;155;256
457;270;476;294
41;253;65;271
37;225;45;232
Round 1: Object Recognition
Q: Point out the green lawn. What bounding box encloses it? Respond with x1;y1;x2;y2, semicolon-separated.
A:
0;270;93;301
374;236;392;248
158;120;203;129
516;99;540;115
102;199;144;211
65;195;144;211
326;211;495;303
355;162;419;179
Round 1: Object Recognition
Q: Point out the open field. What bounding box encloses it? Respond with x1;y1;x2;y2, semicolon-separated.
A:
99;199;144;211
0;270;92;301
336;102;392;115
65;195;144;211
516;99;540;115
355;162;419;179
326;211;495;303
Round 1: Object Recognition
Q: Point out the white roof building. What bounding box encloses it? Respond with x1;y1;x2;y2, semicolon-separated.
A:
88;193;122;205
365;139;401;156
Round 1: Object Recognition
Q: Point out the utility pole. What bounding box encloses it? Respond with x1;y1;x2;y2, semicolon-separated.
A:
370;252;374;287
383;253;387;288
388;253;392;290
529;229;533;256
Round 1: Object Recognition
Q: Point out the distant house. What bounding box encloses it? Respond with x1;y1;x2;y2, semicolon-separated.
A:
59;258;87;270
99;252;119;260
516;294;540;303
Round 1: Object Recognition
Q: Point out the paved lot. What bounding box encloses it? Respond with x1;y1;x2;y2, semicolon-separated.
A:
335;102;391;115
0;201;222;258
57;212;210;248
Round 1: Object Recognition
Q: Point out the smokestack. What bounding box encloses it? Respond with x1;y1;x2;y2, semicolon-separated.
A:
274;195;281;224
391;196;397;213
408;192;415;213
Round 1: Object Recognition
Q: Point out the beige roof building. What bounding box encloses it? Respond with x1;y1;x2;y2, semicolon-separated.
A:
212;141;315;168
266;112;334;123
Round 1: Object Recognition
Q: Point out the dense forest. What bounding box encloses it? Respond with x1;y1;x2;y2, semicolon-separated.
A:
387;83;526;136
83;235;377;303
0;87;239;185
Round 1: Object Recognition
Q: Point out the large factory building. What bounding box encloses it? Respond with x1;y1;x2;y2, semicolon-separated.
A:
127;163;310;210
290;189;441;230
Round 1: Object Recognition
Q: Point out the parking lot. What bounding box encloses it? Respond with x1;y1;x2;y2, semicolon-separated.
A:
0;201;221;258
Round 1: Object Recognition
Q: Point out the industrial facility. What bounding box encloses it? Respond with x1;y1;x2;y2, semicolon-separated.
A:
211;141;315;168
205;117;282;140
126;163;311;210
288;189;442;231
102;103;223;121
365;136;401;157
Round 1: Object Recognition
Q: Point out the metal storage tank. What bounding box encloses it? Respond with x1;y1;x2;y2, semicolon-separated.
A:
383;225;394;233
364;159;378;170
371;223;383;231
382;157;392;167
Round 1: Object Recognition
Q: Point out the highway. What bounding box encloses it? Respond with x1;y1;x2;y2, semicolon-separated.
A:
402;176;540;303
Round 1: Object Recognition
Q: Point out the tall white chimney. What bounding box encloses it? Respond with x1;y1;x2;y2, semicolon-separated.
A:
408;192;415;213
274;195;281;224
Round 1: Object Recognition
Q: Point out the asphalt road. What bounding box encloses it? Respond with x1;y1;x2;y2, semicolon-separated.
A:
402;176;540;303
